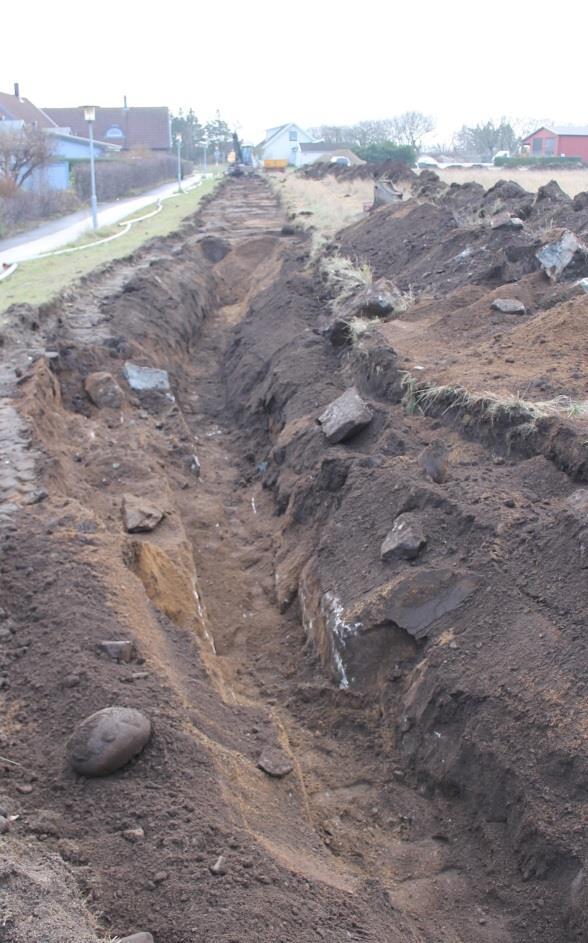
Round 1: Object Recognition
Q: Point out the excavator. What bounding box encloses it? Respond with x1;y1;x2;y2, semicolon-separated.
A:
228;132;255;176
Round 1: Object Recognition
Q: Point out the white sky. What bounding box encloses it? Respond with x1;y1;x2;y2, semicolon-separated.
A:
2;0;587;145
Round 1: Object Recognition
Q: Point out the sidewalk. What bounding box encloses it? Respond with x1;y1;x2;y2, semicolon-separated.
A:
0;175;204;265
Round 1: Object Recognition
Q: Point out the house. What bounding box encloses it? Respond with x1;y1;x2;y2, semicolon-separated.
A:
44;101;172;152
521;126;588;161
0;85;120;191
260;124;362;167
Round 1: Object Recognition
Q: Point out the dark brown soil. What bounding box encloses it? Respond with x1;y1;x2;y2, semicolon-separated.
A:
0;175;586;943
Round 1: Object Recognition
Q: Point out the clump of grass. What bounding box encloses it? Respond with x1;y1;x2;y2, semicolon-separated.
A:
401;373;588;422
320;254;373;303
347;316;378;343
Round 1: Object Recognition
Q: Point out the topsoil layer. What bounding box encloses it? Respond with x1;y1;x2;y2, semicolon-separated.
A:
0;175;586;943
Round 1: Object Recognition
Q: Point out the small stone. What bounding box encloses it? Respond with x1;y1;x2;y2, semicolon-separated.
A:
123;362;170;393
0;815;9;834
153;870;168;883
67;706;151;777
491;212;524;230
210;855;227;875
418;440;449;484
491;298;526;315
381;513;427;561
119;935;154;943
317;387;373;444
257;746;294;778
122;495;164;533
84;372;124;409
16;784;33;794
23;489;48;505
577;277;588;294
97;640;135;663
122;827;145;843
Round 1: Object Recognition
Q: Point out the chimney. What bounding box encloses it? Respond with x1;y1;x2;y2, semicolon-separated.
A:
14;82;20;98
123;95;128;110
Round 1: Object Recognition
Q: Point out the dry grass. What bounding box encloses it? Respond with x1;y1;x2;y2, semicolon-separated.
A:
437;166;588;197
271;171;373;241
320;254;373;302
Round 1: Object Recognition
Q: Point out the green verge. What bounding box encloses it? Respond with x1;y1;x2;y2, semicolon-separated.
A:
0;176;219;320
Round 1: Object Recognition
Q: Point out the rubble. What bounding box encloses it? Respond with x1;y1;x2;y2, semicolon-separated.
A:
123;362;170;393
317;388;373;444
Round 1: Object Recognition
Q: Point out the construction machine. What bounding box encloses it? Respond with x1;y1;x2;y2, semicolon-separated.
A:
228;132;256;176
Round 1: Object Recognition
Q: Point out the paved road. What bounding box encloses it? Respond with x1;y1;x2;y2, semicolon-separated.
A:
0;174;205;266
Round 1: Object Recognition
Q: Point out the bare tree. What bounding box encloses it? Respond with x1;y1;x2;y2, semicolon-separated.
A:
389;112;434;149
0;125;55;189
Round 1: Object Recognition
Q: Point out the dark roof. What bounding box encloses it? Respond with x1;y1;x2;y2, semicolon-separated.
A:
0;91;55;128
300;141;349;152
523;125;588;141
44;107;171;149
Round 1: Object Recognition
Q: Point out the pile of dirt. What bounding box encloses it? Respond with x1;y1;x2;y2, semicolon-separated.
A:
299;159;418;185
334;174;588;401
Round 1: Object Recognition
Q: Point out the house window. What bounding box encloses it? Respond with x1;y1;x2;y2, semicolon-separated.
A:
105;125;124;139
532;137;543;155
289;130;298;141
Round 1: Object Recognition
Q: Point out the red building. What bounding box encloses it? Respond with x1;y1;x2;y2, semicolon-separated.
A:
521;126;588;161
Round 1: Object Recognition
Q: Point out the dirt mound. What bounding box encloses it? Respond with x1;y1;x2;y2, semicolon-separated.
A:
300;159;418;185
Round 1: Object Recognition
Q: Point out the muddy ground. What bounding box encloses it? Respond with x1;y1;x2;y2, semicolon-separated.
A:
0;175;586;942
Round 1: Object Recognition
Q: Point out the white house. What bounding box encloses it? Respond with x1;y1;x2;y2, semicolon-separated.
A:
259;123;361;167
260;123;316;166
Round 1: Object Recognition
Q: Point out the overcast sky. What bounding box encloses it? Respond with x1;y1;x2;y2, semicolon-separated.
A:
2;0;586;144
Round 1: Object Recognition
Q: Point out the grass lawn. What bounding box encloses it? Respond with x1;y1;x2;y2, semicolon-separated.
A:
0;175;220;320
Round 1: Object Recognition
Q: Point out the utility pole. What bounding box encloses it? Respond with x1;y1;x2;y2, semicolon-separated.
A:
176;134;183;192
83;105;98;231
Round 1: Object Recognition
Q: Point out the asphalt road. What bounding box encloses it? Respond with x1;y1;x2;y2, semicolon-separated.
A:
0;174;205;265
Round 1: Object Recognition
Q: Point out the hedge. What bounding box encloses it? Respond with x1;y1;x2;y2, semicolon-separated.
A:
73;156;194;202
494;156;586;169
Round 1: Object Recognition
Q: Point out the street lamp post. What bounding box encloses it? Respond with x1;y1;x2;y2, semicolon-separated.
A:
83;105;98;231
202;139;208;174
176;133;183;192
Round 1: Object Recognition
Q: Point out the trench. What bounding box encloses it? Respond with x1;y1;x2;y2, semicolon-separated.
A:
0;177;584;943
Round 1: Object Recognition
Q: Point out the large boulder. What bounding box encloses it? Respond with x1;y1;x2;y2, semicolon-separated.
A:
122;494;164;533
84;372;124;409
67;707;151;777
317;388;373;444
536;230;588;282
123;362;170;393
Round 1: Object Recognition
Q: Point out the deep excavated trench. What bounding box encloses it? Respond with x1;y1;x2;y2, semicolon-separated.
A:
0;178;586;942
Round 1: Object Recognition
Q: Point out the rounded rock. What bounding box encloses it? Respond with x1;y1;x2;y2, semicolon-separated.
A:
119;935;154;943
67;707;151;777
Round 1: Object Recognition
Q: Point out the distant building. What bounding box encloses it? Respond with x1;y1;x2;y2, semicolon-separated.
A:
0;85;120;191
44;101;172;152
521;126;588;161
259;123;360;167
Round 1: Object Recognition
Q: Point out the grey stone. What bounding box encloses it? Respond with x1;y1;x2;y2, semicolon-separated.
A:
257;746;293;778
536;230;588;282
318;388;373;444
491;298;527;315
84;372;124;409
119;935;154;943
491;212;524;230
123;362;170;393
0;815;9;834
122;494;164;533
577;277;588;294
200;235;231;263
97;640;135;662
381;513;427;561
122;827;144;842
418;441;449;483
210;855;227;875
67;706;151;777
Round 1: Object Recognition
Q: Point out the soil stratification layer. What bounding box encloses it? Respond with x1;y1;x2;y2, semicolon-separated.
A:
0;176;586;943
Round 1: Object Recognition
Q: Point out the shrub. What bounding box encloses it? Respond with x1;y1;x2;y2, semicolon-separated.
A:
494;155;585;169
0;188;80;237
354;142;416;166
73;156;194;202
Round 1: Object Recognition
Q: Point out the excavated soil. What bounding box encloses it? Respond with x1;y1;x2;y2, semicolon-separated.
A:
0;176;587;943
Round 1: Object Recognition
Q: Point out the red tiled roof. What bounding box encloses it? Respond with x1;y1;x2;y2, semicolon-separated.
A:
44;107;171;150
0;91;55;128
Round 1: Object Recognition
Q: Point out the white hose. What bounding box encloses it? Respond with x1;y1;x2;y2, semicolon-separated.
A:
0;175;206;278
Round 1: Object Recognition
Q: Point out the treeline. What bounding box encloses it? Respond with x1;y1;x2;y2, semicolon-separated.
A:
170;109;233;162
